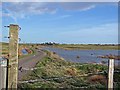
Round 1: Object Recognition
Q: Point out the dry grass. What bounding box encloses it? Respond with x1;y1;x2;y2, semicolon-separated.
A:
88;75;107;84
53;44;119;50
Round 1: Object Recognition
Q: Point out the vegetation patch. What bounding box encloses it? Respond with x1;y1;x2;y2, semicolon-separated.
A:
53;44;119;50
18;50;120;89
1;42;36;59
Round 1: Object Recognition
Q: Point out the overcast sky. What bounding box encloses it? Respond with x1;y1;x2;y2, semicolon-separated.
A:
1;2;118;44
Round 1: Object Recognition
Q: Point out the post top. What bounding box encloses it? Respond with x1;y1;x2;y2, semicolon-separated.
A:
10;24;19;26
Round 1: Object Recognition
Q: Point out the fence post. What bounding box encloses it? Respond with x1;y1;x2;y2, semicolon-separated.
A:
108;59;114;90
7;24;19;89
0;59;7;90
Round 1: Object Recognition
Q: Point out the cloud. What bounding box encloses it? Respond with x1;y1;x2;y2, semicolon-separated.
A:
0;8;1;22
2;2;96;20
2;2;58;19
0;2;2;9
2;12;11;17
2;2;58;23
60;2;96;11
80;5;95;11
60;15;72;18
58;23;118;43
60;23;118;35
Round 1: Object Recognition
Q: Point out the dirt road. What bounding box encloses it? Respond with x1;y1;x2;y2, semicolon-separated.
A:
18;49;46;81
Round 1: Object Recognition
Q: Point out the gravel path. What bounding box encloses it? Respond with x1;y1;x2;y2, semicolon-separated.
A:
18;50;46;81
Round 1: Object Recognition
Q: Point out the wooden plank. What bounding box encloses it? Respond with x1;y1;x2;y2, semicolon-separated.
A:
108;59;114;89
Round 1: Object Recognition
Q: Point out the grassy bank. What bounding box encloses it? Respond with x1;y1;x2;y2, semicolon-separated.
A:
1;42;37;58
53;44;119;50
18;48;35;59
18;50;120;89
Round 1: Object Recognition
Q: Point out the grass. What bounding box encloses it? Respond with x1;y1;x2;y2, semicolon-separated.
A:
1;42;119;88
53;44;119;50
18;48;36;59
19;50;116;89
1;42;37;58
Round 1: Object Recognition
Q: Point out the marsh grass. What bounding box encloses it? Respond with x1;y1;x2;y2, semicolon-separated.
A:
53;44;119;50
1;42;36;58
19;50;112;89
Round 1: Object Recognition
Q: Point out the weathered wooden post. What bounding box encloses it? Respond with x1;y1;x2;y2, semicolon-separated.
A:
7;24;19;89
0;58;7;90
108;59;114;90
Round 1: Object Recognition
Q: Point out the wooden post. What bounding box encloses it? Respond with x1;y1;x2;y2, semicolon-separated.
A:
0;59;7;89
0;63;7;90
7;24;19;89
108;59;114;90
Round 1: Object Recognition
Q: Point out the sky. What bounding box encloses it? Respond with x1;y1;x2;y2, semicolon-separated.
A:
1;2;118;44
